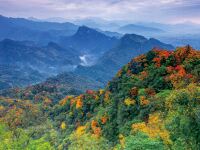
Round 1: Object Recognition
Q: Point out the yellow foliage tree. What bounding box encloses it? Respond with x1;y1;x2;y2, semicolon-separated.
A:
59;98;68;106
124;98;136;106
94;95;99;101
0;105;5;111
99;89;104;95
76;126;86;136
60;122;66;130
43;97;52;106
132;113;171;145
119;134;125;148
104;91;111;103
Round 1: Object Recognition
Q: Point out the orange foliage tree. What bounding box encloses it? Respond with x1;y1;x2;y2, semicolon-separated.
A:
101;116;108;124
139;96;150;106
91;120;101;137
75;95;84;109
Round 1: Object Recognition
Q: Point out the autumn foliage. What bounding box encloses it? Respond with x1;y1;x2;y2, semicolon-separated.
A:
91;120;101;137
132;113;171;145
0;46;199;149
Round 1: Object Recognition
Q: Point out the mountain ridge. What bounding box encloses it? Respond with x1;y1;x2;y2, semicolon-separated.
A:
0;15;78;45
75;33;174;83
59;26;119;55
0;46;199;149
0;39;81;90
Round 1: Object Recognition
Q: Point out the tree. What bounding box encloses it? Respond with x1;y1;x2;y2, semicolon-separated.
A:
165;84;200;149
65;130;110;150
0;123;53;150
115;132;164;150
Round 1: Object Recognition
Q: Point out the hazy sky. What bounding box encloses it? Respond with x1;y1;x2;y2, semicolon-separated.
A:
0;0;200;23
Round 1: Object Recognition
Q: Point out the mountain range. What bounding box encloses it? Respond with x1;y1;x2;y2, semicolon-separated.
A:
1;15;200;49
70;17;200;49
0;14;199;149
0;39;80;73
0;15;78;45
0;46;199;149
75;34;174;83
118;24;164;36
0;39;80;90
58;26;119;55
0;15;174;92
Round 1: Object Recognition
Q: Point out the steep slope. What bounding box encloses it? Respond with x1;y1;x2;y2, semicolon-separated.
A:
75;34;174;83
0;15;78;45
59;26;119;55
0;46;199;149
51;46;200;149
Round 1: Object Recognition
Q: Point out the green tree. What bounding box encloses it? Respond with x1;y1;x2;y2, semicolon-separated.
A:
65;132;110;150
165;84;200;149
0;123;53;150
115;132;164;150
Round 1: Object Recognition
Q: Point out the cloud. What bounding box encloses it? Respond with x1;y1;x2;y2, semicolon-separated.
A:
0;0;199;23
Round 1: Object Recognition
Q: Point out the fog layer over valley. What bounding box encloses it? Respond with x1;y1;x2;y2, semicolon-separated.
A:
0;15;199;93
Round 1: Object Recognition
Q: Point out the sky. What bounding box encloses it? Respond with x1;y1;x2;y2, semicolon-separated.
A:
0;0;200;24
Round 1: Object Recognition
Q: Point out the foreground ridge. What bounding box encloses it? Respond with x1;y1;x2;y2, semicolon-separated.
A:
0;46;200;149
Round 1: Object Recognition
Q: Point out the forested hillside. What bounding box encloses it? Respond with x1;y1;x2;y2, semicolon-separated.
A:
0;46;199;149
0;39;81;90
75;34;174;83
1;73;103;103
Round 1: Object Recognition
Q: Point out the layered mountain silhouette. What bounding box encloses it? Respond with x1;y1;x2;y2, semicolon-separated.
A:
0;15;78;45
59;26;119;55
0;39;81;90
0;16;174;91
0;64;44;90
75;34;174;83
0;39;80;73
118;24;164;36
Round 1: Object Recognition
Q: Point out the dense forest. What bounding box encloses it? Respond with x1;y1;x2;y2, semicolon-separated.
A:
0;46;199;149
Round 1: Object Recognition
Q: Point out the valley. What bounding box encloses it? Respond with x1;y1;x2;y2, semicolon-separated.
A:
0;11;199;150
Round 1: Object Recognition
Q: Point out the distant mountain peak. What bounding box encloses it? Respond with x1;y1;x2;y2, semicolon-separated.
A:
121;34;147;43
78;25;92;30
75;26;102;36
1;39;22;46
47;42;62;49
118;24;164;34
2;38;14;43
58;25;118;55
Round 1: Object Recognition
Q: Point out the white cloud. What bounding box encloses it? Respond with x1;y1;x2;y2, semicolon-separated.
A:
0;0;199;23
